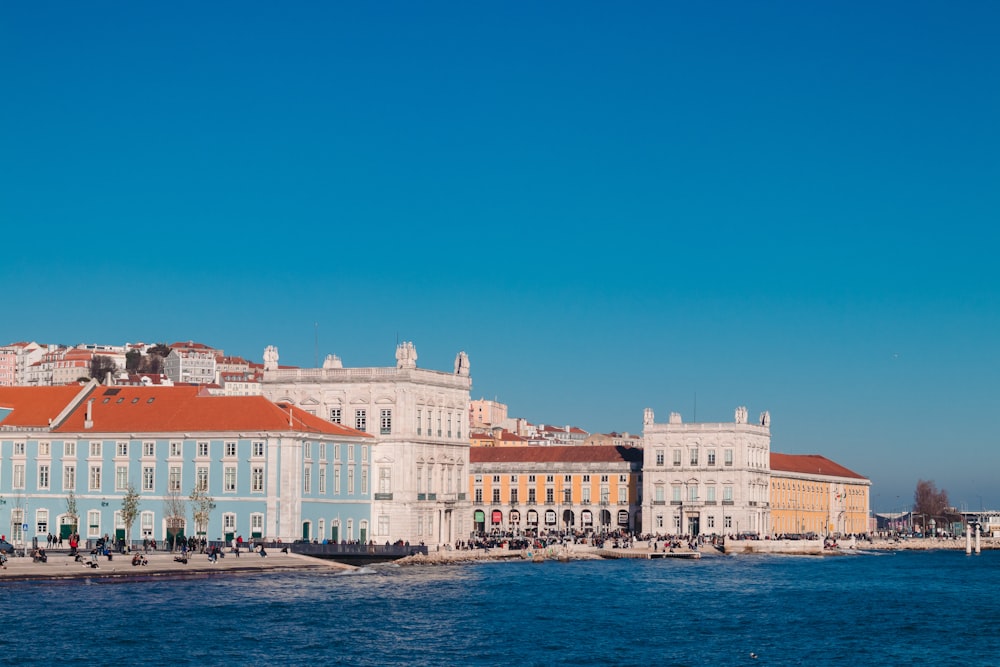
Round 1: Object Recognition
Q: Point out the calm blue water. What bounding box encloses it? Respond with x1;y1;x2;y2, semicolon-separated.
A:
2;550;997;666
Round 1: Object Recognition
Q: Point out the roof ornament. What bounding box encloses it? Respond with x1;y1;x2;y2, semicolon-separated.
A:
735;406;748;424
396;341;417;369
454;351;469;376
263;345;279;371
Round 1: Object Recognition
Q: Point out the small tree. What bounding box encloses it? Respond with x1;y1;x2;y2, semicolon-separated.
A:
89;355;118;384
190;485;216;550
120;485;141;548
163;488;187;551
65;491;79;536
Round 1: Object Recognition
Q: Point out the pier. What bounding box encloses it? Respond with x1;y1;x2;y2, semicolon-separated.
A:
598;548;701;560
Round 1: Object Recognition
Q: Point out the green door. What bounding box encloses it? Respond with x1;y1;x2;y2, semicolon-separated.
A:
359;527;367;543
60;523;74;540
302;522;310;541
331;526;339;543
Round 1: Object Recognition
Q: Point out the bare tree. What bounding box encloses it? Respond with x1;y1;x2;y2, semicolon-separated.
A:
120;485;141;548
913;479;949;516
65;491;79;536
163;488;187;551
190;485;216;549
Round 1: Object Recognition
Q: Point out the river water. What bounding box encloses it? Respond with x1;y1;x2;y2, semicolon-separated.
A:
2;550;996;666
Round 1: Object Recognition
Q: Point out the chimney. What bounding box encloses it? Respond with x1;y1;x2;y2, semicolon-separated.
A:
84;398;94;430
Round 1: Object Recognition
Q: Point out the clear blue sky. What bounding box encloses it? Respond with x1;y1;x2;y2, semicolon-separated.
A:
3;2;998;511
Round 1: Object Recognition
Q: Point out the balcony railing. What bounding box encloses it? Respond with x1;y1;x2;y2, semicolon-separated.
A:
373;493;393;500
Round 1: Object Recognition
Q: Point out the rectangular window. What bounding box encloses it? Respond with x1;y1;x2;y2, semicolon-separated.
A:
672;450;681;466
708;450;716;466
169;442;181;457
725;449;734;466
141;512;154;538
546;488;554;503
334;444;340;462
252;441;264;458
143;466;155;492
168;466;181;492
361;468;368;494
117;441;129;457
724;515;732;529
474;488;483;503
618;487;627;504
196;466;209;491
251;513;263;534
510;489;518;503
38;464;50;490
416;408;422;435
11;442;23;456
197;441;209;457
330;408;342;424
89;441;101;457
225;441;237;457
304;467;312;494
88;510;101;538
723;486;733;501
672;486;681;502
64;441;76;457
89;465;101;491
582;487;590;503
348;446;355;463
348;468;355;494
380;409;392;435
355;410;367;432
251;466;264;493
707;486;717;502
319;467;327;494
379;467;391;494
378;515;390;537
334;466;341;494
39;442;50;456
319;444;326;461
492;488;501;503
564;488;573;503
143;441;155;457
224;466;237;492
528;488;536;504
656;450;664;466
304;442;312;461
690;449;698;465
116;465;129;491
688;485;698;502
63;465;76;491
447;413;452;438
707;515;715;529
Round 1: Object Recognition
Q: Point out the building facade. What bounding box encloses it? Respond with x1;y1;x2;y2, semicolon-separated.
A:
642;406;772;537
0;383;372;547
469;445;644;535
769;453;871;536
261;342;472;548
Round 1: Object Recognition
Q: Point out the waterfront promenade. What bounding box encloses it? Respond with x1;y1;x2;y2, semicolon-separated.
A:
0;548;353;582
3;536;996;582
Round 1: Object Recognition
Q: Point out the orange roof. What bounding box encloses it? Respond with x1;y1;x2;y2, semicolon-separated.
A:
770;453;866;480
2;385;371;437
0;385;89;428
471;445;642;464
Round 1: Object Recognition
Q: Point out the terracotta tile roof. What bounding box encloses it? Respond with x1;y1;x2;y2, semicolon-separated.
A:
2;385;370;437
0;385;89;428
471;445;643;464
770;453;866;480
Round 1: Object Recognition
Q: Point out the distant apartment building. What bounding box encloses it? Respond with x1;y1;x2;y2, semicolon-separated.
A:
163;341;219;385
470;428;528;448
261;342;472;548
642;406;772;537
469;398;508;430
769;453;870;536
469;445;644;535
1;342;46;385
584;431;643;448
0;346;17;386
218;371;262;396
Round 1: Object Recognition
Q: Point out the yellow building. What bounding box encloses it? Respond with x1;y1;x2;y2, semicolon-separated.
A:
469;445;643;535
770;453;870;536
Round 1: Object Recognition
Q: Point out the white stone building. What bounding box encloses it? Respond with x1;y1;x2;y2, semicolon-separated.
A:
163;342;218;385
641;406;771;537
261;342;472;548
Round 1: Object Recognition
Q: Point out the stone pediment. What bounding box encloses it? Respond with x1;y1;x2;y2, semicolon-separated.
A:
375;455;394;464
299;396;321;406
